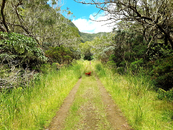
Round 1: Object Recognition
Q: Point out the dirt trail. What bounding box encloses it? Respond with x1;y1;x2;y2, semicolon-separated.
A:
47;75;131;130
96;77;131;130
48;78;82;130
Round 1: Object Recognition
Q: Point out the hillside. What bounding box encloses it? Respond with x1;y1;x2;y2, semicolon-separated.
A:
80;32;108;43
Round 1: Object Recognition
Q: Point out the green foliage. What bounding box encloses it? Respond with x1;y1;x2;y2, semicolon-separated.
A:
0;65;10;78
107;29;173;97
124;52;134;60
110;30;137;69
84;52;93;61
95;63;102;72
157;88;173;101
2;0;81;48
108;30;148;74
130;58;144;72
132;41;147;60
69;61;83;78
79;33;114;61
111;30;147;65
45;46;73;64
95;63;106;77
95;61;173;130
40;63;56;74
107;55;116;66
0;32;47;69
150;56;173;90
116;67;125;74
79;41;94;61
148;43;173;60
80;32;108;43
0;61;84;129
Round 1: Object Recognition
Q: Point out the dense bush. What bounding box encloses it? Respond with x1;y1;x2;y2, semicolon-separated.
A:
157;88;173;101
45;46;73;64
149;56;173;90
110;30;147;68
130;58;144;73
0;32;47;69
108;30;173;94
147;43;173;61
95;63;106;77
0;32;47;89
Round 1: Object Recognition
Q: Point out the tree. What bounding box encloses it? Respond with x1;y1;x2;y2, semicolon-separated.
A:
0;32;47;69
45;46;74;64
79;33;114;61
0;0;9;32
0;0;80;47
74;0;173;48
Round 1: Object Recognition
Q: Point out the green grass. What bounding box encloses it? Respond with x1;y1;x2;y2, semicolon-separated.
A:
95;61;173;130
1;60;172;130
0;61;84;130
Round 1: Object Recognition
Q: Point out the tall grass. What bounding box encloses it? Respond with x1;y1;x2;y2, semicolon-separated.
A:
94;61;173;130
0;61;84;130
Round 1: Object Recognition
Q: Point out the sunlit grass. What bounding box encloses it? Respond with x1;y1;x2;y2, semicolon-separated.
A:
1;60;172;130
94;61;173;130
0;61;84;130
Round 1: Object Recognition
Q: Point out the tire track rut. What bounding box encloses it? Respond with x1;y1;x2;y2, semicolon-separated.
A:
48;78;82;130
47;75;132;130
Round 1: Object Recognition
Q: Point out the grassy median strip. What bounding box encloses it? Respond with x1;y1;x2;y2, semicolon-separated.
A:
63;75;112;130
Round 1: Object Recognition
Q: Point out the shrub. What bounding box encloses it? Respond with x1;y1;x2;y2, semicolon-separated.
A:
40;64;52;74
117;67;124;74
0;32;47;69
95;63;106;77
0;32;47;89
45;46;73;64
150;56;173;90
147;43;173;61
157;88;173;101
130;58;144;72
95;63;102;72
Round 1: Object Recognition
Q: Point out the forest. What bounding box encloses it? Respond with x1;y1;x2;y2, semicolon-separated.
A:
0;0;173;129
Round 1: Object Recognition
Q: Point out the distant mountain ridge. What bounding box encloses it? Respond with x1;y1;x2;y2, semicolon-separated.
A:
79;32;108;43
66;18;108;43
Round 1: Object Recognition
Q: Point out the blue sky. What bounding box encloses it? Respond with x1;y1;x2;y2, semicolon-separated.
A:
48;0;114;33
61;1;99;20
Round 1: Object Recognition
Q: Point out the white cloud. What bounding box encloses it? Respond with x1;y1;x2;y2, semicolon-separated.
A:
72;13;115;33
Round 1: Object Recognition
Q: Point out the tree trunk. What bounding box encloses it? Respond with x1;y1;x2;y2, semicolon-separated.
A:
157;24;173;49
1;0;9;32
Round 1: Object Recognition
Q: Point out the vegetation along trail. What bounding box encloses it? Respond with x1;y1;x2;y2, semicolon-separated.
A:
1;0;173;129
47;63;131;130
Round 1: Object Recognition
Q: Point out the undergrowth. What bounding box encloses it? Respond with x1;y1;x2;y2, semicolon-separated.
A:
0;61;84;130
95;61;173;130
